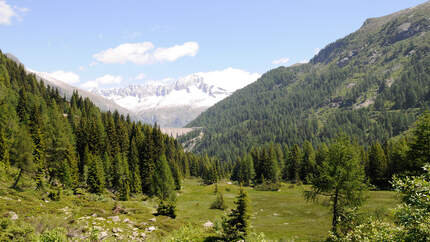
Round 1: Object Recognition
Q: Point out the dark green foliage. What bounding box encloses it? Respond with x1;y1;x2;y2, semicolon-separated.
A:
151;154;175;201
10;127;33;189
368;142;389;188
48;188;62;201
222;188;250;241
407;112;430;175
156;200;177;219
231;154;255;186
86;153;105;194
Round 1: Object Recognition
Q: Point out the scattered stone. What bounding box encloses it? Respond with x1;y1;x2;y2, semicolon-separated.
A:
260;209;264;212
203;221;214;228
123;218;131;223
92;213;98;217
147;226;156;232
273;213;279;216
95;217;106;221
17;199;21;202
227;182;232;185
140;233;146;238
132;228;138;231
132;231;138;237
112;227;123;233
108;216;120;222
93;226;103;231
9;211;18;220
98;231;108;240
44;199;50;203
284;222;289;225
149;217;156;222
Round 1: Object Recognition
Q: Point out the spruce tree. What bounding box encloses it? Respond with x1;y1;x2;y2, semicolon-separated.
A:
222;188;250;241
368;142;389;188
301;140;316;183
407;112;430;175
10;127;34;189
86;154;105;194
288;144;302;183
151;154;175;201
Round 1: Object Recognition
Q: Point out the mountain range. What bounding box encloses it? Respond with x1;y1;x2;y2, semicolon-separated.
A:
93;68;260;127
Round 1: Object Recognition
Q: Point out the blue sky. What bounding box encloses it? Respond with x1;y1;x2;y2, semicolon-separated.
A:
0;0;427;89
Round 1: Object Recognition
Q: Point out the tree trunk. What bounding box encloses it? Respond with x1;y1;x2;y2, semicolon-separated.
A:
12;168;23;189
332;188;339;235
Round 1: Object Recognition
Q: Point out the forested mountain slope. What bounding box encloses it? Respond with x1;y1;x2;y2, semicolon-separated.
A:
4;53;136;119
0;50;229;199
185;1;430;160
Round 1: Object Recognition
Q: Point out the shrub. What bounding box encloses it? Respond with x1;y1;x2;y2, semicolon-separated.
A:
156;200;177;218
210;192;227;210
254;182;281;191
48;188;62;201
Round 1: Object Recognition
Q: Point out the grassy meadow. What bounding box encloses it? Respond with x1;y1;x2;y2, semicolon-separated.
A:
0;172;399;241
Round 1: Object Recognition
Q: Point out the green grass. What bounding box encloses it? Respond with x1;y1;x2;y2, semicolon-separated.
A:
0;174;399;241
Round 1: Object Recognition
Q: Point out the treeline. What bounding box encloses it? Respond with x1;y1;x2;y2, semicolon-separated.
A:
230;112;430;189
0;51;229;200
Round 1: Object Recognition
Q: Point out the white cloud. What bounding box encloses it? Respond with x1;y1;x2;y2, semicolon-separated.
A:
80;74;123;90
47;70;80;84
95;74;122;85
134;73;146;80
93;41;199;65
272;57;290;65
78;66;85;71
153;42;199;62
0;1;28;25
0;1;16;25
80;81;99;90
299;59;309;64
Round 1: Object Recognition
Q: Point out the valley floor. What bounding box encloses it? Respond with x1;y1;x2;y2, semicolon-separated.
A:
0;178;398;241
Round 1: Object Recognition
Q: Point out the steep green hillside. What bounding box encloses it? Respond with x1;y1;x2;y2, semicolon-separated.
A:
185;1;430;160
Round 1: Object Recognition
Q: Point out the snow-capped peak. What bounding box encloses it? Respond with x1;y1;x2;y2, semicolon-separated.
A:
93;67;260;127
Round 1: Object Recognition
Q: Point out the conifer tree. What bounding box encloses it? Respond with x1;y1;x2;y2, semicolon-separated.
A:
140;126;155;194
128;138;142;193
301;141;316;183
368;142;389;188
288;144;302;183
86;153;105;194
222;188;250;241
305;136;368;235
407;112;430;175
10;127;34;189
151;154;175;201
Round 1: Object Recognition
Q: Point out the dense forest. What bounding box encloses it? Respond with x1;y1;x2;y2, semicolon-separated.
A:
230;112;430;190
0;51;231;202
184;2;430;161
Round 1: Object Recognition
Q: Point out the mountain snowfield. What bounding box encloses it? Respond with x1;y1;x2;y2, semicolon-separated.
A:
94;68;261;127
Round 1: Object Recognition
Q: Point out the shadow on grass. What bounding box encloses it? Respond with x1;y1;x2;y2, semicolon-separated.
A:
204;236;224;242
